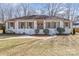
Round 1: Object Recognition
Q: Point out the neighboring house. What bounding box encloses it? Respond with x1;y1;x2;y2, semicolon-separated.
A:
73;20;79;32
5;15;73;35
73;21;79;28
0;20;4;34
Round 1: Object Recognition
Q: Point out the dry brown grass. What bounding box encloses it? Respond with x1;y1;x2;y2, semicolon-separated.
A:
0;34;79;56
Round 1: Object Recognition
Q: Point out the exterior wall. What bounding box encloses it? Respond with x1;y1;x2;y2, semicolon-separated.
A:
5;19;72;35
60;20;64;28
49;29;57;35
64;27;72;34
44;20;72;35
15;29;35;35
5;20;35;35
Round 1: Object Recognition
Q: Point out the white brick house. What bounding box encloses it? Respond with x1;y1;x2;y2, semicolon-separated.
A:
5;15;73;35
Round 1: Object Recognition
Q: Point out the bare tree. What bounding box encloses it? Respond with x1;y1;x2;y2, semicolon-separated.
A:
5;4;14;19
63;4;78;21
0;3;78;22
63;3;71;19
45;3;63;16
13;4;23;18
20;3;29;16
0;4;6;21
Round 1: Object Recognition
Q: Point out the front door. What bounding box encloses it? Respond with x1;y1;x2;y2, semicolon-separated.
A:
37;21;43;29
37;21;44;34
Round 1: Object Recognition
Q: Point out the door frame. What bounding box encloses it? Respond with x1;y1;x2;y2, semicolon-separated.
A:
37;20;44;29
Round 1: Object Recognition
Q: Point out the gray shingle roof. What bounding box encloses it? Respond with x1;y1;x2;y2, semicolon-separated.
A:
6;15;70;21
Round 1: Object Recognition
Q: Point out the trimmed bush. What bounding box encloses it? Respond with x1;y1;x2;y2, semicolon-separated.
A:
35;29;39;34
57;27;65;34
43;29;49;35
8;30;15;34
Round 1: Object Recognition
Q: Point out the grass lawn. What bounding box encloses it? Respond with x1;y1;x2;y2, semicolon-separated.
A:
0;34;79;56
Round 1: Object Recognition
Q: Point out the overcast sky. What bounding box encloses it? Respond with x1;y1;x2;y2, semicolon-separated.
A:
0;3;79;20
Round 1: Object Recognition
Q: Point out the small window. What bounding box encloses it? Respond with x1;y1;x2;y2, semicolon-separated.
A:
27;22;34;29
46;22;56;28
18;22;25;29
8;22;15;29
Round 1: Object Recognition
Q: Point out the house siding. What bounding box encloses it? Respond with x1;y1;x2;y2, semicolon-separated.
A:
5;19;72;35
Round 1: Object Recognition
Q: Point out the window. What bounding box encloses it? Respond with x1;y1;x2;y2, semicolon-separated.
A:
8;22;15;29
18;22;25;29
27;22;34;29
51;22;56;28
46;22;51;28
56;22;60;28
64;22;70;28
46;22;56;28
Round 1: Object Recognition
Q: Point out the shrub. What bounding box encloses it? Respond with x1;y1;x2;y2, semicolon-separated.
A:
35;29;39;34
43;29;49;35
8;30;15;34
57;27;65;34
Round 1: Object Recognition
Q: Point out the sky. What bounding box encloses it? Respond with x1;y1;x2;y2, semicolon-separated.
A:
5;3;79;18
1;3;79;20
29;3;79;15
29;3;47;9
11;3;79;10
12;3;47;9
24;3;79;9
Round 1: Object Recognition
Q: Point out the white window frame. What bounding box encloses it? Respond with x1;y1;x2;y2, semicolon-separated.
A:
46;21;56;29
27;22;34;29
8;22;15;29
18;22;26;29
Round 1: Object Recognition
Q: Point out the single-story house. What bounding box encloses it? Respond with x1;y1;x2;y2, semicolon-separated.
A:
5;15;73;35
73;21;79;28
73;20;79;32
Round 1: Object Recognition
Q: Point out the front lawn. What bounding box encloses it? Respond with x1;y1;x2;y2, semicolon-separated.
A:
0;35;79;56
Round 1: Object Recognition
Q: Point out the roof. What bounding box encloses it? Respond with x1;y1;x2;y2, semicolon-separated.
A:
6;15;70;21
